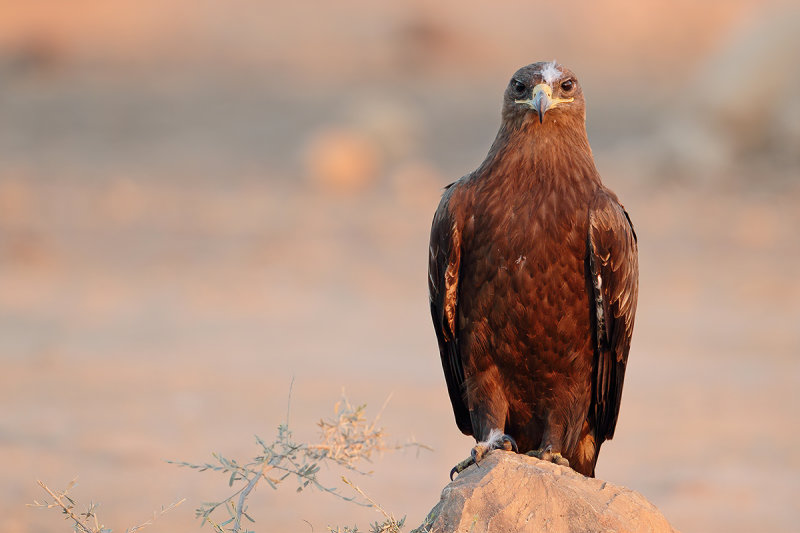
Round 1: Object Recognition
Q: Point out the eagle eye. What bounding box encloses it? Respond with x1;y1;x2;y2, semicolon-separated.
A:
511;79;526;96
560;79;575;92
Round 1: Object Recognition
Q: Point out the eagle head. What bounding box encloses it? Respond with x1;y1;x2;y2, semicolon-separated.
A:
503;61;585;125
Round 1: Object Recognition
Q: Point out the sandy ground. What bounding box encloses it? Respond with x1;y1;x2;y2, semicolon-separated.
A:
1;3;799;532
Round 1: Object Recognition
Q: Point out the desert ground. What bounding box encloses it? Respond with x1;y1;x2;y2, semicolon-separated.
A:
1;2;798;532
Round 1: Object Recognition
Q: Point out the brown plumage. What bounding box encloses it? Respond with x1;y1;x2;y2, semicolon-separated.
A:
428;61;638;478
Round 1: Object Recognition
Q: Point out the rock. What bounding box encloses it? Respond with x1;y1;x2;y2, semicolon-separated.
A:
413;451;677;533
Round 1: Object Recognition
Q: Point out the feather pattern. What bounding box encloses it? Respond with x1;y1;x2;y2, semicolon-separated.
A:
588;193;638;442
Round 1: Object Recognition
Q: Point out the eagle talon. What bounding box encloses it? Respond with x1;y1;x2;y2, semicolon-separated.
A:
526;446;570;467
500;435;518;453
450;432;518;480
449;456;475;480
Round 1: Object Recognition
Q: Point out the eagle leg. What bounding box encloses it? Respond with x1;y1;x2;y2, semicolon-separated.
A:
449;431;517;480
526;445;570;467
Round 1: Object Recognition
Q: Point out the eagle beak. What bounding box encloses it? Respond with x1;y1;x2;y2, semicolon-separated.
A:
531;84;552;123
515;83;574;123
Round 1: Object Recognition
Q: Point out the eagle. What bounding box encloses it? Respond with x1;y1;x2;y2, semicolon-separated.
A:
428;61;638;478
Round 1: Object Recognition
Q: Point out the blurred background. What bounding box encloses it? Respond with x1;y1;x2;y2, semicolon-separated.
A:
1;1;798;532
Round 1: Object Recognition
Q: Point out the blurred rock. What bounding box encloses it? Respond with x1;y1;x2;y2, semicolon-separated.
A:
655;6;800;183
413;452;677;533
698;8;800;151
0;33;66;79
303;127;381;192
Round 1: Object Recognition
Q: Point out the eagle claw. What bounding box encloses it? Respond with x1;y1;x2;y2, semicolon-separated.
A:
449;433;518;480
526;445;570;467
500;435;518;452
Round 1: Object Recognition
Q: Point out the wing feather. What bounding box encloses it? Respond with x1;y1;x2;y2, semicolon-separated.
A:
429;183;472;436
588;190;638;442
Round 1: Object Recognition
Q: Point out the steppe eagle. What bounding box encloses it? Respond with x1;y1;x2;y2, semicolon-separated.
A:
428;61;638;478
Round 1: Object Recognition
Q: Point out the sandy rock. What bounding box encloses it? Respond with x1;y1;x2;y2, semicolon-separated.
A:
413;451;677;533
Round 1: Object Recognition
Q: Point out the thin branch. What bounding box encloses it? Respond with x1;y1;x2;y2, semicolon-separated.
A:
126;498;186;533
341;477;392;522
373;392;394;427
233;462;272;532
286;376;295;428
35;480;94;533
169;389;428;531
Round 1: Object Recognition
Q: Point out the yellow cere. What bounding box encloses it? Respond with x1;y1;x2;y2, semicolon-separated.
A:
531;83;574;106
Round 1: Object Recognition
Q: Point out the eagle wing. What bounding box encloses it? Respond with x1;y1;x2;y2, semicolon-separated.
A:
588;190;639;442
428;183;472;435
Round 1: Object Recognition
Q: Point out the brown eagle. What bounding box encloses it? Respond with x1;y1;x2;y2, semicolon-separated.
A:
428;61;638;478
